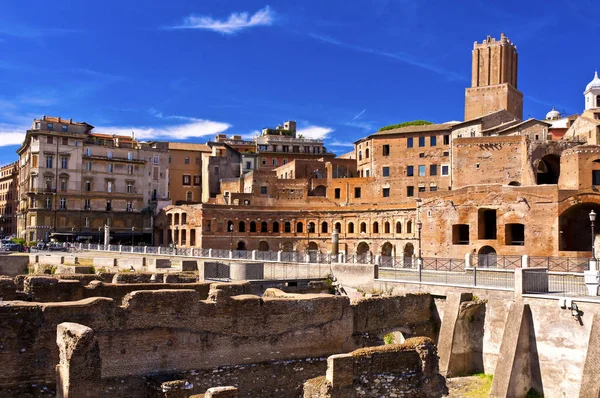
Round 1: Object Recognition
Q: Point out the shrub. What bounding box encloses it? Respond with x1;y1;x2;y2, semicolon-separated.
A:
383;333;395;345
378;120;433;132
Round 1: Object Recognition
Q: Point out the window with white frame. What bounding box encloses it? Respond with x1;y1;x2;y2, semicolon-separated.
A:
441;164;450;176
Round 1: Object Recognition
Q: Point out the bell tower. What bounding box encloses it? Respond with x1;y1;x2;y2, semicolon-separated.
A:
464;33;523;121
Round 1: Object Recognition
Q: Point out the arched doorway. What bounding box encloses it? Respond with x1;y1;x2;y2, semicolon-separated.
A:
403;243;414;267
381;242;393;257
258;241;269;251
559;203;600;252
308;185;327;197
357;242;370;264
478;245;497;267
536;155;560;184
357;242;370;255
308;242;319;251
281;242;293;252
236;241;246;251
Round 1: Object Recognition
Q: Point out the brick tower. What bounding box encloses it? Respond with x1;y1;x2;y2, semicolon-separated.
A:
464;33;523;121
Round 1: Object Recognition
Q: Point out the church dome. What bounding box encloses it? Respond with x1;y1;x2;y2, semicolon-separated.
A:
545;107;561;120
586;71;600;92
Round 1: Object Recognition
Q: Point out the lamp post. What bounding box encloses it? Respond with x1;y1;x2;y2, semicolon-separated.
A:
98;227;102;244
585;210;600;296
131;226;135;247
417;220;423;282
590;210;596;259
174;225;179;254
229;223;234;252
307;222;313;261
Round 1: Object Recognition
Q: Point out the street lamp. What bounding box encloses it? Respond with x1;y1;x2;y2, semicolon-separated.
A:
417;221;423;260
98;227;102;244
131;226;135;247
229;222;234;251
590;210;596;259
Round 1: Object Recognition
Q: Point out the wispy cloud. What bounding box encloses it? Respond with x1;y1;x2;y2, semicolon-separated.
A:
349;108;367;122
327;141;354;147
170;6;275;34
0;23;78;39
309;33;466;82
297;125;333;139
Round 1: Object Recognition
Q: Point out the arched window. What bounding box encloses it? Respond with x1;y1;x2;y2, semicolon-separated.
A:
250;221;257;232
597;95;600;108
321;221;328;233
358;151;362;161
174;214;180;225
335;222;341;233
366;148;369;158
373;221;379;233
238;221;246;233
407;220;412;234
284;222;291;233
261;221;268;233
308;222;316;233
296;222;303;233
273;221;280;233
360;222;367;233
384;221;390;234
167;214;172;225
227;220;234;232
348;222;355;234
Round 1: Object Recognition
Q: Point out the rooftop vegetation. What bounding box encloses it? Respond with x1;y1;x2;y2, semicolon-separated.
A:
377;120;433;132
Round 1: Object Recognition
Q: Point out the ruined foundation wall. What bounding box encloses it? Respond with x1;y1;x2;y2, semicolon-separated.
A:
0;288;435;394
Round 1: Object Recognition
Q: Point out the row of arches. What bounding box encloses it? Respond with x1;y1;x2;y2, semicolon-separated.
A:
213;219;416;235
230;240;416;257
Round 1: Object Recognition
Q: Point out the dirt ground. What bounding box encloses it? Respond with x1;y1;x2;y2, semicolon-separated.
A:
446;375;493;398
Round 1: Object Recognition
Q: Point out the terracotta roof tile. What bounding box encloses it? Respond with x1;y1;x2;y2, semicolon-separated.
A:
168;142;212;152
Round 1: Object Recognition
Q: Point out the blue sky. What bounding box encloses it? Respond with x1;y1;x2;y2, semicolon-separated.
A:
0;0;598;165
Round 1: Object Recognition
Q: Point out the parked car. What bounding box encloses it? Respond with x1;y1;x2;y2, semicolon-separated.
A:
48;243;67;252
5;244;24;252
35;242;48;250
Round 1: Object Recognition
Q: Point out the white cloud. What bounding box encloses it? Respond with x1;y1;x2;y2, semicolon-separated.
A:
98;119;231;141
172;6;275;34
0;124;26;147
296;125;333;139
328;141;355;147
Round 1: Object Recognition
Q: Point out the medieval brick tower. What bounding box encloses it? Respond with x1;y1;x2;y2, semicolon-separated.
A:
464;33;523;121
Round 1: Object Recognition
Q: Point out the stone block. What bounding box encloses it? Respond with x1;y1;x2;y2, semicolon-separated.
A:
205;386;238;398
0;254;29;276
148;258;171;271
181;260;198;271
92;257;117;268
118;257;146;271
437;292;473;376
230;262;264;280
56;322;101;398
56;265;92;275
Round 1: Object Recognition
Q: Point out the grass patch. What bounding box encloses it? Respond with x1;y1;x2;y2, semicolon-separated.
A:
455;373;493;398
378;120;432;132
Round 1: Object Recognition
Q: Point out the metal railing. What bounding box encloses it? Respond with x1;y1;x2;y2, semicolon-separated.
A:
524;269;588;297
378;265;514;290
529;256;589;273
69;243;592;275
